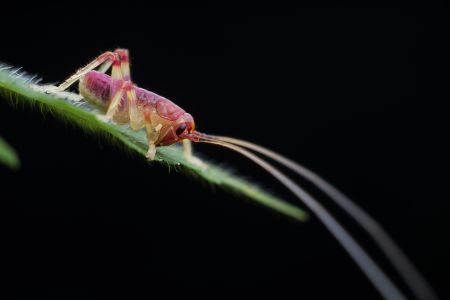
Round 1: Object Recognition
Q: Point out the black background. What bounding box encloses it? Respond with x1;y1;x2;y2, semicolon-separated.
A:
0;2;448;299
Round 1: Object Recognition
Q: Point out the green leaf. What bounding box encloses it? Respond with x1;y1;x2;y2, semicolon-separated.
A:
0;135;20;170
0;65;308;221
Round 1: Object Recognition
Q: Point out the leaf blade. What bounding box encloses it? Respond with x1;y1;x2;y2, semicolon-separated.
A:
0;66;308;221
0;136;20;170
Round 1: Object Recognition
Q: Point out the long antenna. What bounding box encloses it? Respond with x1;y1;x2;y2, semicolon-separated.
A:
194;137;407;300
207;135;438;300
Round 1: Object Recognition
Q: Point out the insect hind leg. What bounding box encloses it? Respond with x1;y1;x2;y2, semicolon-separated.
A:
114;49;131;81
57;51;119;91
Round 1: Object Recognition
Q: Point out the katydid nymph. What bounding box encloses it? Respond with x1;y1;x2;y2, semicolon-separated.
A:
53;49;438;300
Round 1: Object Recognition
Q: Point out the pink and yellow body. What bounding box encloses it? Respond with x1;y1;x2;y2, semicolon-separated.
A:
80;71;195;146
56;49;198;160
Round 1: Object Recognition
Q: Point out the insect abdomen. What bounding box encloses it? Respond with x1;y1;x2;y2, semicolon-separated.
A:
79;71;116;108
79;71;181;122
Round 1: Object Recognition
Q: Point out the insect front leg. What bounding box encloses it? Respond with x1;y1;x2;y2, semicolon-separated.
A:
145;123;163;160
182;140;206;168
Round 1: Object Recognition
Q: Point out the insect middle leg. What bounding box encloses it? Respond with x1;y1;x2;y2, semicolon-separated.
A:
108;49;145;130
106;50;161;160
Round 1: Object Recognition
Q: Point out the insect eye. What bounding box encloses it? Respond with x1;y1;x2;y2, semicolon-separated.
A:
176;123;187;136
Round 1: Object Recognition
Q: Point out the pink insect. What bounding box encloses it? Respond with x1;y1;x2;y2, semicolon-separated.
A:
55;49;437;300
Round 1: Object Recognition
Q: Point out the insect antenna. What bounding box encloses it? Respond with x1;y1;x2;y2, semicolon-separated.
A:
183;133;408;300
201;135;438;300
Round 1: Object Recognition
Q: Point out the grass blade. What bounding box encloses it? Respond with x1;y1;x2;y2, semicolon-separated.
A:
0;135;20;170
0;65;308;221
